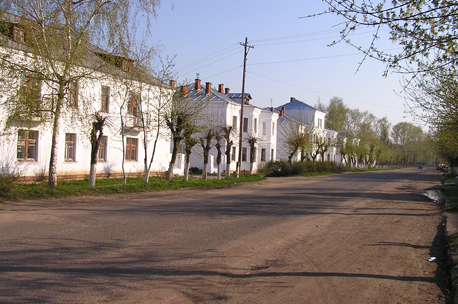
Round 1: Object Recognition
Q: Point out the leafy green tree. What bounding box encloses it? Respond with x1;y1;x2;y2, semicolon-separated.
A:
280;120;313;164
316;97;349;131
391;122;424;165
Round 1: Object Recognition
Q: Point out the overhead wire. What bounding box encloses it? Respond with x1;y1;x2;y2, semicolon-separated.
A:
174;28;401;110
247;71;404;110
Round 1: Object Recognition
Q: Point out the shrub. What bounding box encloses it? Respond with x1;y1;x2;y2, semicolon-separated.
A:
189;167;201;174
264;160;341;177
0;169;22;199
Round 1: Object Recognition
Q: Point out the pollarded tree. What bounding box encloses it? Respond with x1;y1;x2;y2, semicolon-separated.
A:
222;126;235;179
199;128;214;180
246;135;259;175
0;0;162;188
279;116;313;164
183;122;199;181
164;86;208;180
214;128;224;180
88;112;107;187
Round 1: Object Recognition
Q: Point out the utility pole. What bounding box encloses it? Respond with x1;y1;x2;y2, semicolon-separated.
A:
236;37;254;177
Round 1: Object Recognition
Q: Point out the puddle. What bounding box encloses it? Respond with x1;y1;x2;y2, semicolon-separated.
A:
421;189;445;204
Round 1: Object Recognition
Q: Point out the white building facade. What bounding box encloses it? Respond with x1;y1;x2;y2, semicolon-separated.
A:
186;79;278;174
0;17;174;179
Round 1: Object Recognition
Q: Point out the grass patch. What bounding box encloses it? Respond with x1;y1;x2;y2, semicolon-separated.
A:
0;174;266;202
444;172;457;184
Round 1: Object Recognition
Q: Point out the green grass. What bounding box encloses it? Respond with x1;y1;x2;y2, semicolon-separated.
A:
0;174;266;202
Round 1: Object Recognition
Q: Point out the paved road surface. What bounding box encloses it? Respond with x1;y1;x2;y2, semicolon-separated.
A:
0;168;451;303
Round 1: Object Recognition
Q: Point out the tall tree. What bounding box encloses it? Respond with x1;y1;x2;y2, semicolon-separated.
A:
0;0;161;188
316;97;349;131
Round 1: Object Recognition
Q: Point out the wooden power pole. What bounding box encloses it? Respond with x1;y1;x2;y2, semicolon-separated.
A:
236;37;254;177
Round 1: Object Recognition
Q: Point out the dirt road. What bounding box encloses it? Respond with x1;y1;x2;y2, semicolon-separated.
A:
0;168;452;303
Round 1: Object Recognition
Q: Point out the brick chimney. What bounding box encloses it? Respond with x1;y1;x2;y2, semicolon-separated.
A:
195;79;201;90
218;84;224;93
225;88;230;94
290;97;296;102
169;80;176;88
282;106;286;116
270;107;274;112
205;82;212;94
180;86;189;96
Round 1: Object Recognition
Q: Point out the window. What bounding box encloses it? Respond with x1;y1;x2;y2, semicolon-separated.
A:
261;148;266;162
98;136;107;161
65;133;77;161
125;137;138;161
20;73;41;104
101;86;110;112
243;117;248;132
232;116;237;130
17;130;38;161
271;149;274;161
231;147;236;161
128;92;139;116
13;25;25;44
254;118;258;134
262;122;266;135
318;118;323;128
67;81;78;107
272;122;275;135
242;147;247;162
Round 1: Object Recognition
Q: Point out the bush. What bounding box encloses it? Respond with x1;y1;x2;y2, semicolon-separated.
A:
189;167;201;174
263;160;342;177
0;169;22;199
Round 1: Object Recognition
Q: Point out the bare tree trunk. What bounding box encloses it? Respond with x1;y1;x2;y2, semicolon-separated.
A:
184;152;191;181
88;114;105;187
202;163;208;180
249;162;254;175
48;96;64;188
217;163;221;180
88;163;97;187
120;115;127;185
167;138;180;180
145;125;161;183
226;160;231;179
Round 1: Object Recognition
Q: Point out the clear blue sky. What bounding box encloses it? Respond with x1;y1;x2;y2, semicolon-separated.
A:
146;0;412;127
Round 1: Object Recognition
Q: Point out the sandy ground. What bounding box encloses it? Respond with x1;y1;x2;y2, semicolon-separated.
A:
0;168;452;303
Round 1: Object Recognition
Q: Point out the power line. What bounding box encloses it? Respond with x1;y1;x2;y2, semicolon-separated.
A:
176;50;241;78
247;70;404;110
175;44;239;72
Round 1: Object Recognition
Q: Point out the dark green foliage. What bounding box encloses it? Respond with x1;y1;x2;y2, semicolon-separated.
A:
189;167;200;174
261;160;342;177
